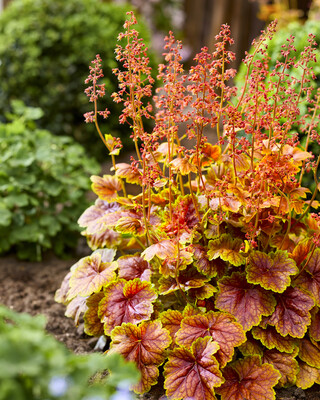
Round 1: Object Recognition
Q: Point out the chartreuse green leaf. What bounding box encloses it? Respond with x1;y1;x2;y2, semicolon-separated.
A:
176;311;246;367
216;355;280;400
99;278;157;335
215;272;276;331
262;349;299;387
164;337;224;400
208;234;245;266
294;248;320;306
109;320;171;394
267;287;314;338
247;250;298;293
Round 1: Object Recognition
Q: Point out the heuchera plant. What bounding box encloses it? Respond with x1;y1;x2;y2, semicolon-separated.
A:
56;12;320;399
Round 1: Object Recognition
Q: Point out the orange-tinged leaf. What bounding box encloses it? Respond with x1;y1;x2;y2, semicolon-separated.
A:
83;292;105;336
193;244;221;278
208;234;245;266
282;144;312;165
290;239;312;268
188;283;217;300
252;325;297;353
159;266;209;295
296;360;320;389
118;254;151;282
267;288;314;338
299;338;320;368
99;278;157;335
238;334;263;356
216;355;280;400
170;157;197;175
67;252;117;301
247;250;298;293
109;320;171;394
294;248;320;306
164;337;224;400
262;349;299;387
91;174;122;201
176;311;246;367
215;272;276;331
115;216;145;236
115;162;142;184
142;239;176;262
160;309;183;344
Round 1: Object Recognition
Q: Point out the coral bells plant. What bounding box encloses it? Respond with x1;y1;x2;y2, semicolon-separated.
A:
56;12;320;399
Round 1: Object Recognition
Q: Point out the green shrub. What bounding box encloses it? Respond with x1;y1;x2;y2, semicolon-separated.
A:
0;101;99;261
0;0;155;160
0;305;139;400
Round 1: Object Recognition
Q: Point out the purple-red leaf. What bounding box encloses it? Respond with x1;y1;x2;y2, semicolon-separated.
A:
215;272;276;331
142;239;176;262
164;337;224;400
109;320;171;394
262;349;299;387
252;325;297;353
247;251;298;293
267;287;314;338
99;278;157;335
118;254;151;282
176;311;246;367
216;355;280;400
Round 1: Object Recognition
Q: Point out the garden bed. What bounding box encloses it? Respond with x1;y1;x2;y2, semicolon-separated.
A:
1;250;320;400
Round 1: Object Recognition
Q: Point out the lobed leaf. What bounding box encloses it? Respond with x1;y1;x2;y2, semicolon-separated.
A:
294;248;320;306
159;266;209;295
262;349;299;387
67;252;117;301
109;320;171;394
267;287;314;338
118;254;151;282
216;355;280;400
91;174;122;201
252;325;297;353
310;307;320;341
215;272;276;331
247;250;298;293
298;338;320;368
142;239;176;262
208;234;245;266
159;309;183;345
99;278;157;335
164;337;224;400
176;311;246;367
290;239;312;267
296;360;320;390
115;162;142;184
193;244;224;278
83;292;105;336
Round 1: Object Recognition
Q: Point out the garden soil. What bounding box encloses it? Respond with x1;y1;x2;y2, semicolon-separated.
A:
1;248;320;400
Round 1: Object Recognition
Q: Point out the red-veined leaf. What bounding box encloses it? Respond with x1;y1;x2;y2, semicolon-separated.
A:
310;307;320;341
216;355;280;400
208;234;245;266
164;337;224;400
252;325;297;353
118;254;151;282
170;157;197;175
215;272;276;331
267;287;314;338
290;239;312;267
109;320;171;394
193;244;224;278
188;283;217;300
159;309;183;344
176;311;246;367
83;292;105;336
294;248;320;306
91;174;122;201
99;278;157;335
247;250;298;293
159;266;209;295
262;349;299;387
298;338;320;368
115;216;145;236
142;239;176;262
296;360;320;389
238;333;263;356
67;252;117;301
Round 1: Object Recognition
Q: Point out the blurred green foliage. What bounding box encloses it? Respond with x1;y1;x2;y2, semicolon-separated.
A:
0;0;155;160
0;305;139;400
0;101;99;260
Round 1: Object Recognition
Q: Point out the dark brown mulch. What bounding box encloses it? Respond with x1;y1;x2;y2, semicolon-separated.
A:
1;249;320;400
